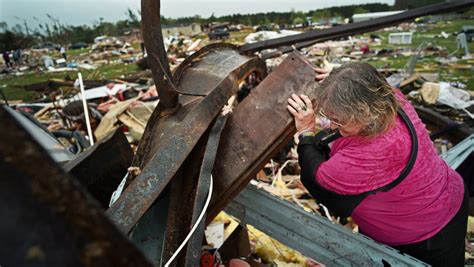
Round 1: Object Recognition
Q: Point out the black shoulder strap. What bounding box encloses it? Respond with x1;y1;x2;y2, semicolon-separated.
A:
365;108;418;194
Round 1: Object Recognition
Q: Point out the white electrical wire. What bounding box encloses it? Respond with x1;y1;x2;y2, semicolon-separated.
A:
164;175;214;267
319;203;334;223
108;173;129;207
77;72;94;146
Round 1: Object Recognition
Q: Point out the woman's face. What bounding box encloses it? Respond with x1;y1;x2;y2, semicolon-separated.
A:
319;109;363;137
329;121;363;137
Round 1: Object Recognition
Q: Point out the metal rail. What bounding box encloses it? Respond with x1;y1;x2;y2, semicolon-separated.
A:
240;0;474;54
226;185;429;266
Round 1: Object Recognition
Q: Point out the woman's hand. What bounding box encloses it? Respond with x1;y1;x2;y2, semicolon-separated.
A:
313;67;329;82
287;94;315;134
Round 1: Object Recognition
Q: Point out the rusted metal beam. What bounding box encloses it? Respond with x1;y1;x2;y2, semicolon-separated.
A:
161;137;207;267
208;51;318;220
107;46;267;234
260;40;320;60
240;1;474;54
141;0;178;108
161;115;228;266
184;115;228;265
160;116;229;267
63;129;133;208
0;105;152;267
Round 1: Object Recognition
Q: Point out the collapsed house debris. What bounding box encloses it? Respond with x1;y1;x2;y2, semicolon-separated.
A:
1;0;474;266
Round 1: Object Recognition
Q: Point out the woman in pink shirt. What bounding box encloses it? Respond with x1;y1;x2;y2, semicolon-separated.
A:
287;62;467;266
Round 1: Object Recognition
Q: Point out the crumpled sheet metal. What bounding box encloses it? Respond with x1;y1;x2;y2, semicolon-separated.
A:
132;44;267;170
106;45;267;234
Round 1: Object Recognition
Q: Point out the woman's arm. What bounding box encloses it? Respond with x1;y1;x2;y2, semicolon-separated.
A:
297;133;327;190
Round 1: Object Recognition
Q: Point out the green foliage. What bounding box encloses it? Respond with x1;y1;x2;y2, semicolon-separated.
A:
0;28;36;51
315;3;391;20
293;17;304;25
126;8;140;28
312;9;332;20
354;7;369;14
171;3;392;26
0;8;143;47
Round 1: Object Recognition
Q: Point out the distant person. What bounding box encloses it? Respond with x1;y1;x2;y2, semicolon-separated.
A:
456;33;470;56
2;51;12;68
12;48;21;66
60;46;67;60
140;41;146;56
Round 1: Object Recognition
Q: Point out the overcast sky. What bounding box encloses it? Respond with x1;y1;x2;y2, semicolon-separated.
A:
1;0;394;29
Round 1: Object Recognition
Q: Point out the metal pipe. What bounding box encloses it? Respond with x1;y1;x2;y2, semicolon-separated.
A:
141;0;179;108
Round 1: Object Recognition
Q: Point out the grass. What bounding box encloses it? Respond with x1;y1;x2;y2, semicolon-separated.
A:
363;55;410;69
84;63;139;80
439;66;474;90
366;56;474;91
48;48;89;59
364;19;474;52
0;63;139;101
356;18;474;91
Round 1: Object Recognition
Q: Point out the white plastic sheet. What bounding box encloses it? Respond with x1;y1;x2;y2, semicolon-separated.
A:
437;82;474;110
244;30;300;44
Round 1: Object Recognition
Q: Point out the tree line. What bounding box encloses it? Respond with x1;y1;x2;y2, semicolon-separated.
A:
162;3;393;26
0;9;140;52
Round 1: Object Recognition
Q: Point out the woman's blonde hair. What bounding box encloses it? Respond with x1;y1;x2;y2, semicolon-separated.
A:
314;62;399;137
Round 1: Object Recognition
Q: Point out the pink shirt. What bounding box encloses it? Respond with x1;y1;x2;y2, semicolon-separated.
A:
315;90;464;245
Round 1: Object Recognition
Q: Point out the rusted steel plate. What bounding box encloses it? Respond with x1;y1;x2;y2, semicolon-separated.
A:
209;52;318;219
107;46;267;234
240;1;474;54
0;106;152;267
173;43;238;84
64;129;132;208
